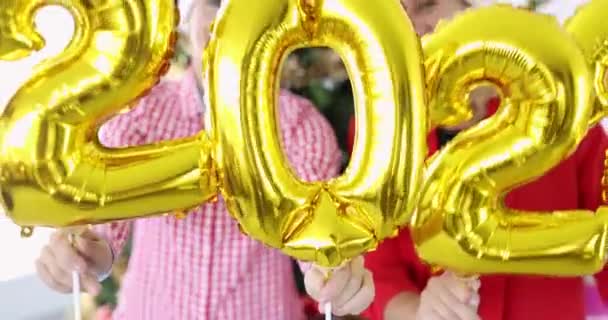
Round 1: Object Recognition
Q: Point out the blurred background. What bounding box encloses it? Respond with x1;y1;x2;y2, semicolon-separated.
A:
1;1;602;319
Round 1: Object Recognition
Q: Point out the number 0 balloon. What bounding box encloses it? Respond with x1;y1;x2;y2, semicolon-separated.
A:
204;0;426;266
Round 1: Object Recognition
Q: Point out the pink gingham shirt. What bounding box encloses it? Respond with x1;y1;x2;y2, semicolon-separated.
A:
95;71;342;320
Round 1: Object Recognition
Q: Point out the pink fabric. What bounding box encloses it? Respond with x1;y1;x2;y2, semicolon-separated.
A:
94;71;342;320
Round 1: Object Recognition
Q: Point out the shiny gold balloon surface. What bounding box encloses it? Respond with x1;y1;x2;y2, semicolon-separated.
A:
412;6;608;276
565;0;608;123
0;0;218;227
204;0;426;267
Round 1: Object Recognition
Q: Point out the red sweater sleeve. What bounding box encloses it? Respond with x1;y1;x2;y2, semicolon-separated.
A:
577;125;608;302
360;130;439;320
347;116;355;154
363;229;431;320
577;125;607;211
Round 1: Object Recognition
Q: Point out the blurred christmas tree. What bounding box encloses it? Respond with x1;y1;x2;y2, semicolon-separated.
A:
529;0;544;9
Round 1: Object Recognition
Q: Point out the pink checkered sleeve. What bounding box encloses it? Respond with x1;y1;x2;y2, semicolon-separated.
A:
280;92;342;182
92;88;342;265
93;83;178;257
85;70;344;318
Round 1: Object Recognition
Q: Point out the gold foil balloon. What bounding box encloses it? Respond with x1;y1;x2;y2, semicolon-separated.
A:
411;5;608;276
565;0;608;124
204;0;427;267
0;0;218;228
0;3;44;61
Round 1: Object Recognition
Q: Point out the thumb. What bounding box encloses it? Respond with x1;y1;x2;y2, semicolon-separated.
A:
449;272;481;292
318;260;354;302
77;228;102;241
61;227;101;256
74;230;111;264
